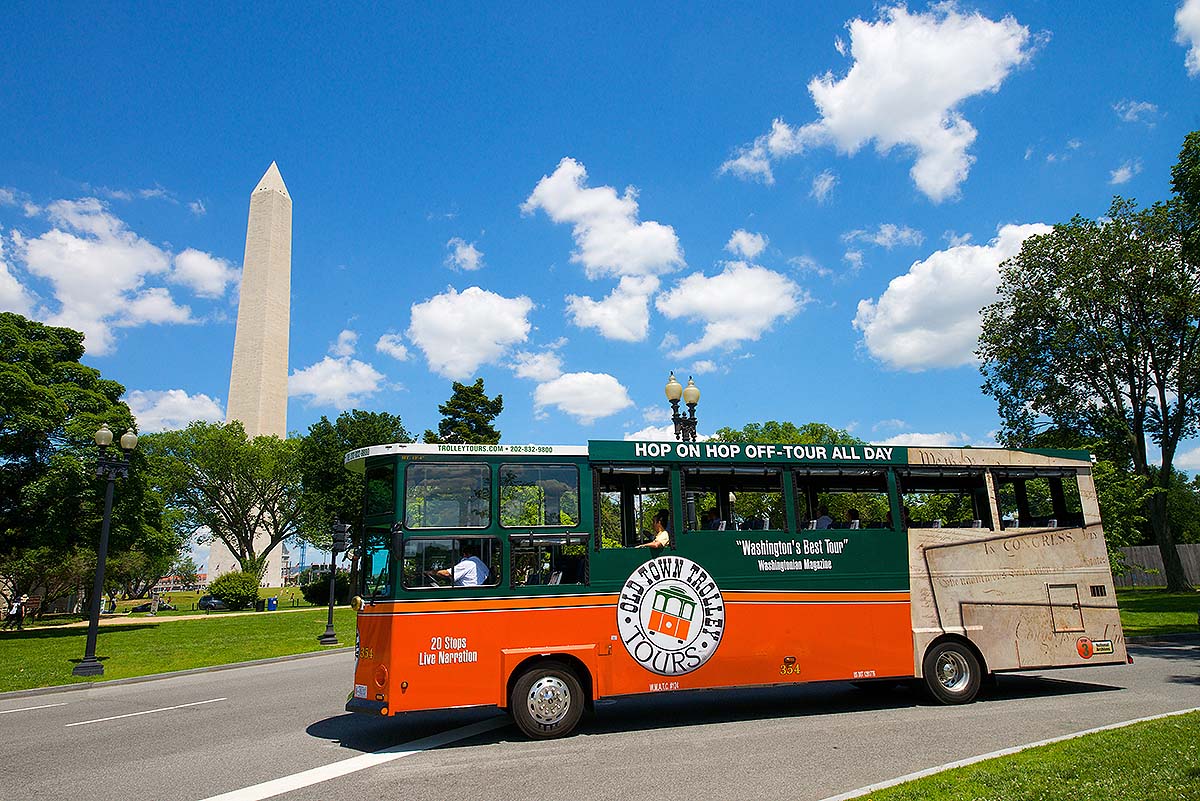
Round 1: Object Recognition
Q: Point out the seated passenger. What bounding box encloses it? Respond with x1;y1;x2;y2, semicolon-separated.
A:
702;508;721;530
846;508;861;529
814;505;833;530
637;508;671;549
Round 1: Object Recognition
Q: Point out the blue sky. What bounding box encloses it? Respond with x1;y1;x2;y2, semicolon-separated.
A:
3;1;1200;465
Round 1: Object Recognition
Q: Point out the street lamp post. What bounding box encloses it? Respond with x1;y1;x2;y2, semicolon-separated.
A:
318;521;349;645
665;371;701;442
73;424;138;677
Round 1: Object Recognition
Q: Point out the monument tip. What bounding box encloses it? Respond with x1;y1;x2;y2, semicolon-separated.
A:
254;161;289;196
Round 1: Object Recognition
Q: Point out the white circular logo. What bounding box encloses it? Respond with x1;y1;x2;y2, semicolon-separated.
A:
616;555;725;676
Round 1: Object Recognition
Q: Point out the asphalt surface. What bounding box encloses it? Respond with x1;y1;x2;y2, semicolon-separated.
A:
1;636;1196;801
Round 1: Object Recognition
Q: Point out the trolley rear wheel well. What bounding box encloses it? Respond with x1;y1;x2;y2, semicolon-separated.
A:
921;633;989;678
504;654;594;711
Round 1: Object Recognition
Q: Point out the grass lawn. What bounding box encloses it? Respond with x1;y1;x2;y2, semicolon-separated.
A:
28;586;319;626
1116;587;1200;637
859;711;1200;800
0;607;355;693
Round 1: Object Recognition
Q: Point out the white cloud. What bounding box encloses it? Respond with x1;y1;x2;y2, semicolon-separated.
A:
521;157;683;279
843;223;924;249
375;333;409;361
944;231;973;247
722;5;1035;202
656;262;807;358
725;229;767;260
289;356;385;409
0;189;17;206
1112;100;1159;125
12;198;210;354
0;233;35;316
789;255;832;278
407;286;533;379
843;250;865;273
566;275;659;342
853;222;1051;370
329;329;358;357
533;372;634;424
876;431;971;447
872;418;908;432
691;360;718;375
811;170;837;203
172;248;237;298
445;237;484;271
511;349;564;382
1176;443;1200;470
1177;0;1200;76
126;389;224;433
1110;159;1143;185
624;423;683;441
188;200;207;216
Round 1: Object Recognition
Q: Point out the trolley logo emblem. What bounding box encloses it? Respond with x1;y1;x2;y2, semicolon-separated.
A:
617;556;725;676
1076;637;1093;659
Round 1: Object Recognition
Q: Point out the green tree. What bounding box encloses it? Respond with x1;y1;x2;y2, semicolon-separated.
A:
0;312;169;612
423;379;503;444
171;555;201;587
142;421;302;579
710;420;863;446
978;132;1200;591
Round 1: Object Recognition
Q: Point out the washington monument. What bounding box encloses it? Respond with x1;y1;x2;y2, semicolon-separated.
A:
227;161;291;438
210;162;292;585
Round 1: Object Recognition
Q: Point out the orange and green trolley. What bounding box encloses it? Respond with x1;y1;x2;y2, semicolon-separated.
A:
344;440;1126;738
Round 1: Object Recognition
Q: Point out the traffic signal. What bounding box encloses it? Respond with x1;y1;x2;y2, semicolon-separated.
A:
332;522;351;553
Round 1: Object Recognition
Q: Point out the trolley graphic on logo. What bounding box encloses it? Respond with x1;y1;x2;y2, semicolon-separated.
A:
617;556;725;676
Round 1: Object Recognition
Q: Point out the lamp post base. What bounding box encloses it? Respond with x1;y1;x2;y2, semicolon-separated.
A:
72;657;104;677
317;629;339;646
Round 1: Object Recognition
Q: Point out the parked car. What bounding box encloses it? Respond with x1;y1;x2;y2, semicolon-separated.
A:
197;595;228;611
131;600;177;613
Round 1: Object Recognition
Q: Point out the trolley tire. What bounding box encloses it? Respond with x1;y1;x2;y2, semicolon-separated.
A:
510;661;585;739
921;640;982;705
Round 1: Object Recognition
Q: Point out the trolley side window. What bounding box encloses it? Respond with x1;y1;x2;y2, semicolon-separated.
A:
401;536;501;589
404;462;491;529
500;464;580;527
364;463;396;516
793;468;891;529
897;468;992;529
993;469;1084;529
594;467;671;548
682;466;786;532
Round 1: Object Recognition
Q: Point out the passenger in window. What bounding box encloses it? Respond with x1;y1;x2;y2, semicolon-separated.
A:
702;508;721;530
846;509;861;529
814;506;833;530
435;541;491;586
637;509;671;549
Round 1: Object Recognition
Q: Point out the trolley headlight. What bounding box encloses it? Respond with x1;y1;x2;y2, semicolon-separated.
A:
350;595;365;612
374;664;389;688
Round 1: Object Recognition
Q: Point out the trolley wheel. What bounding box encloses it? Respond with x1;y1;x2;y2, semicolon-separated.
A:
510;661;585;739
922;640;982;705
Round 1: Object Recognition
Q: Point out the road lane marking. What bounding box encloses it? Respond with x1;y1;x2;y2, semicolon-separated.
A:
818;705;1200;801
0;702;67;715
195;716;509;801
66;697;227;727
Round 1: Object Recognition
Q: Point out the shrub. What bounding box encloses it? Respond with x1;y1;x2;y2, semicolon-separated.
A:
301;572;350;606
208;571;260;610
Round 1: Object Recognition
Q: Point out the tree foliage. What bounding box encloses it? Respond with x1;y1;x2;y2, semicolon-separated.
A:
423;379;503;444
710;420;863;446
0;312;177;610
142;421;301;579
978;131;1200;591
208;570;260;611
298;410;412;549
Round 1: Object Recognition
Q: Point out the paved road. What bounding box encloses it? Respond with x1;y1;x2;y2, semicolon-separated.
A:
2;637;1196;801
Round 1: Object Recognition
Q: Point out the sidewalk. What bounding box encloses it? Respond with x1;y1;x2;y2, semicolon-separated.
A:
50;605;340;628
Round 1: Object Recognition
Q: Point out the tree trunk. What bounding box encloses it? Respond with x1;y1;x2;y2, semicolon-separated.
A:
1146;491;1194;592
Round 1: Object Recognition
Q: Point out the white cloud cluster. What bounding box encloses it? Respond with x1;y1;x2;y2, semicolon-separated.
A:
789;255;832;278
289;356;385;409
811;170;837;203
1178;0;1200;76
511;349;564;382
843;224;924;249
1113;99;1158;124
375;333;409;361
407;286;533;379
657;262;807;358
721;4;1035;201
534;372;633;425
2;197;235;354
725;229;767;260
853;223;1050;370
1110;159;1143;185
523;158;683;342
330;329;358;357
875;431;971;447
445;237;484;271
173;248;238;298
126;389;224;433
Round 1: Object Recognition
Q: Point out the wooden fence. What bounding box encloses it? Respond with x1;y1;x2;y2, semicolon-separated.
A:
1114;544;1200;587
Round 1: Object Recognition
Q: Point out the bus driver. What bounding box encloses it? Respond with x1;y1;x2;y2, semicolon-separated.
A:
435;541;491;586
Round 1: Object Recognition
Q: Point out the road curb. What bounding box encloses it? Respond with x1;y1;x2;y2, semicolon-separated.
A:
1127;631;1200;644
0;646;354;701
